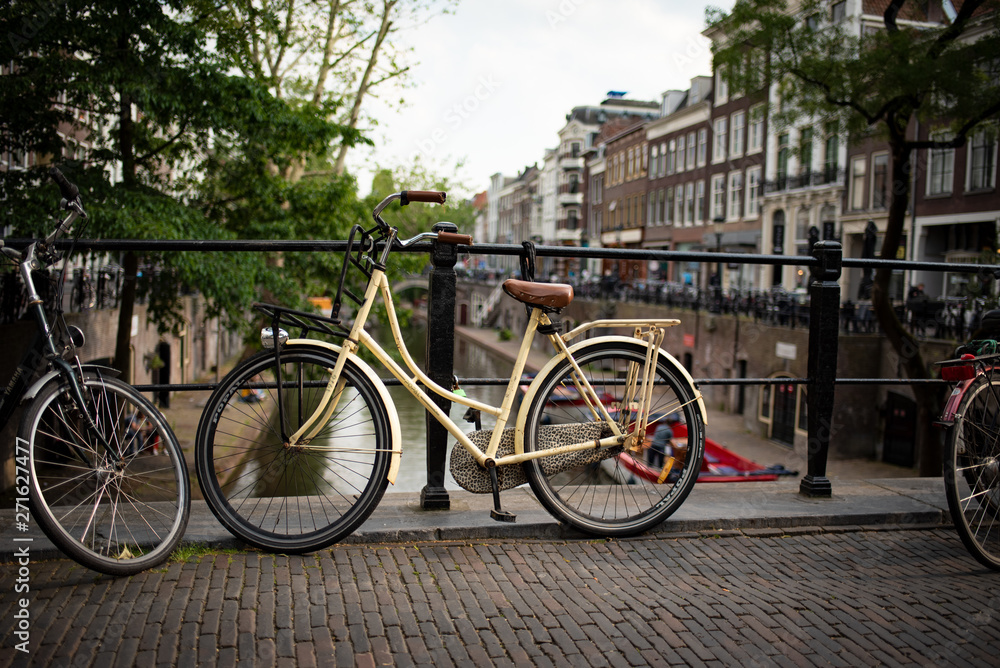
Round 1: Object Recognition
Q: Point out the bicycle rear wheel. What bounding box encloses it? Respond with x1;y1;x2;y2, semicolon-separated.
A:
195;345;392;553
944;374;1000;570
522;340;705;536
23;375;190;576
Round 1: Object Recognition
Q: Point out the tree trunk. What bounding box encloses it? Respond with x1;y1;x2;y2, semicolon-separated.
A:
114;251;138;383
870;139;944;475
332;0;395;175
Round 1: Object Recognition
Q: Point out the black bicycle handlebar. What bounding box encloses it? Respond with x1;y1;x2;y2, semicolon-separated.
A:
49;166;80;202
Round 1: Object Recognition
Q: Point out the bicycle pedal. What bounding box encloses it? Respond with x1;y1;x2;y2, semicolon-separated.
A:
490;508;517;523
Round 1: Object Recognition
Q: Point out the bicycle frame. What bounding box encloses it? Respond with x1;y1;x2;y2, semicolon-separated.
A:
278;244;703;473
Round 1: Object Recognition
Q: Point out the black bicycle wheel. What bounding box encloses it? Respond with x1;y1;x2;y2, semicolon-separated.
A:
944;374;1000;570
24;375;190;576
522;340;705;536
196;345;392;552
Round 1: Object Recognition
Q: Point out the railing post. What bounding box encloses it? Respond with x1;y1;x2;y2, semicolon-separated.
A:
800;240;841;498
421;221;457;510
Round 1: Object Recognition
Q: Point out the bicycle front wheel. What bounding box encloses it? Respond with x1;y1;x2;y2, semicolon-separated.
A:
945;374;1000;570
23;375;190;576
195;345;392;553
522;340;705;536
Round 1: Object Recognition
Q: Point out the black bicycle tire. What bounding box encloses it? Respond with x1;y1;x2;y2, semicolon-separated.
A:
24;375;190;576
944;374;1000;570
195;345;392;553
522;340;705;536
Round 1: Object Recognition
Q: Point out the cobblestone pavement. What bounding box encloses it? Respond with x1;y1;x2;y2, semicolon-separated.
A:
2;526;999;667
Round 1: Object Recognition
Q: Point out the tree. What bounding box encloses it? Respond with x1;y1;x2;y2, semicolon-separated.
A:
0;0;353;380
708;0;1000;474
201;0;457;179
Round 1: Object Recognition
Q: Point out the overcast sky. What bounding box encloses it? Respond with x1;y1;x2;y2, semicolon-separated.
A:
347;0;729;197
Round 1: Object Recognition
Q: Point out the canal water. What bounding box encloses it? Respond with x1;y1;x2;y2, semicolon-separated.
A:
384;327;511;493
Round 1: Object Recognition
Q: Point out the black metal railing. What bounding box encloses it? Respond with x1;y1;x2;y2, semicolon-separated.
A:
5;235;996;504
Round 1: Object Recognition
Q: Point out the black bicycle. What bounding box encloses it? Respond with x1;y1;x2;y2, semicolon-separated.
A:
1;168;190;576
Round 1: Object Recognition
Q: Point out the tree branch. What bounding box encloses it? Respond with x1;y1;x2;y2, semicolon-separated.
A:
136;120;191;164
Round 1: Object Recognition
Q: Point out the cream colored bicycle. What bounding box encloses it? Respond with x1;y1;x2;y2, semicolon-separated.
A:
194;190;706;552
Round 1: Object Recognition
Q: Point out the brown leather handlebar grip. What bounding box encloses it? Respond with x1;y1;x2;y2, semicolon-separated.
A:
437;232;473;246
401;190;447;205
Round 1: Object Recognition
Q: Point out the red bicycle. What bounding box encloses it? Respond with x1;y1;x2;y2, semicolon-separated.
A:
938;340;1000;570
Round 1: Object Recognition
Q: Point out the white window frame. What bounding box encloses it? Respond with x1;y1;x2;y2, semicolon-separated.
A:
730;111;745;158
676;136;686;174
649;144;658;180
686;132;696;170
746;166;762;217
967;130;997;192
748;104;764;154
697;128;708;166
927;137;955;196
695;180;705;224
685;182;695;226
713;118;728;163
711;174;726;221
715;67;729;105
727;170;744;221
850;156;867;210
870;152;889;210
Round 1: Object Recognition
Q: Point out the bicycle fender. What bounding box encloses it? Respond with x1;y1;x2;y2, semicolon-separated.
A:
514;335;708;454
286;339;403;485
22;364;121;402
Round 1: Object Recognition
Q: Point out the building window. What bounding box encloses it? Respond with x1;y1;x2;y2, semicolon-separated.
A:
716;67;729;105
799;127;813;177
641;143;648;175
686;132;696;170
695;180;705;223
649;144;658;180
685;182;695;225
871;153;889;209
665;187;674;224
831;0;846;22
968;131;997;192
727;171;744;221
823;123;839;183
713;117;727;163
711;174;726;221
666;139;676;175
659;142;667;176
851;156;867;210
748;104;764;153
676;136;686;174
746;166;762;217
730;111;745;158
674;186;684;224
697;128;708;166
927;136;955;196
777;133;790;187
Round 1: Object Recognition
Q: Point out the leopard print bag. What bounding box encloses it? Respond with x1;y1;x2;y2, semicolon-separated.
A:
449;421;619;494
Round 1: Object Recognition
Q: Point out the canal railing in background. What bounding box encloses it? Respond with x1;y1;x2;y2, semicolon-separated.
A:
7;233;996;508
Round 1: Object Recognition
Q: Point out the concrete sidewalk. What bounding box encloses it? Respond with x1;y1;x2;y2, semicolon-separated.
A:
0;476;950;562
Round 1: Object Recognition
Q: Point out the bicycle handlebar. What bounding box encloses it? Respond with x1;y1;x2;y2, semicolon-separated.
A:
49;166;80;202
400;190;446;205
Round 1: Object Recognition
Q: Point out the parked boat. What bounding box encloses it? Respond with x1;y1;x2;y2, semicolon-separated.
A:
618;422;794;483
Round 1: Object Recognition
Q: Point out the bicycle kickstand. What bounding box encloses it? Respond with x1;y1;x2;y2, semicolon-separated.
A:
488;466;516;523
